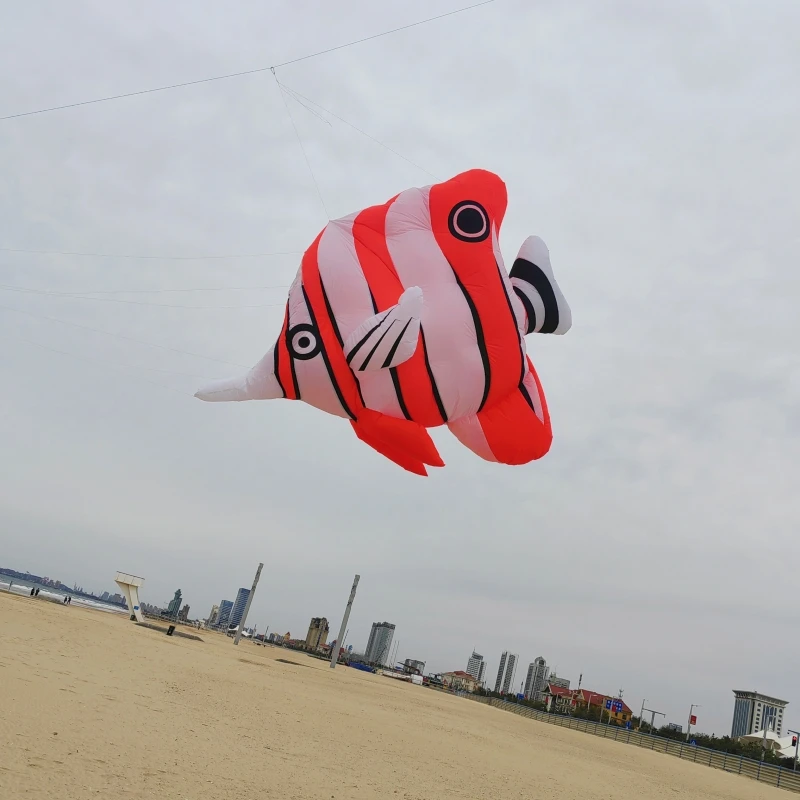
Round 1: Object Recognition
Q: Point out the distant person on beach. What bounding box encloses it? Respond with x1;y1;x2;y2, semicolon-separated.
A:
63;596;67;604
35;588;39;596
68;597;72;605
30;588;35;596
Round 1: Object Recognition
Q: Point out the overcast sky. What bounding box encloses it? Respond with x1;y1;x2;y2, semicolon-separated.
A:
1;0;798;736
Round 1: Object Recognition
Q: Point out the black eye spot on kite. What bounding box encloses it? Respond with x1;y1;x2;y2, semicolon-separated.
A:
288;323;321;360
448;200;490;243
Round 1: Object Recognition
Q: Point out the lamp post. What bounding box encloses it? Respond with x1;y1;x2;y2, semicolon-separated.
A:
686;704;701;742
233;562;263;646
329;574;359;670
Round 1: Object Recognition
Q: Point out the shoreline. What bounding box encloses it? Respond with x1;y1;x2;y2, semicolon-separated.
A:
0;578;127;614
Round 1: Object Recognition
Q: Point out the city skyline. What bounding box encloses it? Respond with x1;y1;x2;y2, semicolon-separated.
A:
2;559;795;736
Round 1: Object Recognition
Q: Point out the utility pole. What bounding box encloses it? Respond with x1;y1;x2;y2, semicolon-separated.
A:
330;574;359;669
686;704;701;742
639;699;646;731
761;708;777;762
233;562;263;646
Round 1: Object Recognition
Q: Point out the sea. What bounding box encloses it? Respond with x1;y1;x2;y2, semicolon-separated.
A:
0;578;128;615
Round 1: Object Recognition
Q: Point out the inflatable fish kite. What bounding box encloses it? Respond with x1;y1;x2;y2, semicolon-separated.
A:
196;169;571;475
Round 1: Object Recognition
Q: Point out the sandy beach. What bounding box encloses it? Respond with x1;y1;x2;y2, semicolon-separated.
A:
0;591;788;800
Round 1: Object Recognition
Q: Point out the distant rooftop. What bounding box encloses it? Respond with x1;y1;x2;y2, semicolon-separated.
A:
733;690;789;707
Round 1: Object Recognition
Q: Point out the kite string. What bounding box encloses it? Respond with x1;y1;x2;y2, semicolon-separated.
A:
7;334;197;399
0;283;287;310
272;69;330;221
6;331;217;381
0;247;301;261
0;302;249;368
0;1;496;121
277;80;439;181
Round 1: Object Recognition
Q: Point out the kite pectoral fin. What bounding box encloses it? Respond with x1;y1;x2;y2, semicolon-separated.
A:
194;348;284;402
344;286;423;372
351;408;444;476
448;359;552;465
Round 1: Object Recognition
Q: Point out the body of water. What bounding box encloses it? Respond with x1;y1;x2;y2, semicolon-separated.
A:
0;578;128;615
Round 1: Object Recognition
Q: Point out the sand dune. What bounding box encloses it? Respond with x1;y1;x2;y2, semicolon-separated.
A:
0;591;788;799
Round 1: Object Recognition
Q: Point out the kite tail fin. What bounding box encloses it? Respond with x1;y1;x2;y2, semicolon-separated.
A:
195;348;284;402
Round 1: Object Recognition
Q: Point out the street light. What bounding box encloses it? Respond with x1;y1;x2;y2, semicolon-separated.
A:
686;704;701;742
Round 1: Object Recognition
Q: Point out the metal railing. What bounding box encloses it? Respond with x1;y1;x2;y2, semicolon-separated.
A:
459;694;800;794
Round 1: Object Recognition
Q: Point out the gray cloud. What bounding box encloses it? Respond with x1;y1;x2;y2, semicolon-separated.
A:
1;0;798;735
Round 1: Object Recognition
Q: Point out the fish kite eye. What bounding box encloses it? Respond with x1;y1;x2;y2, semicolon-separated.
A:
448;200;490;243
287;323;321;360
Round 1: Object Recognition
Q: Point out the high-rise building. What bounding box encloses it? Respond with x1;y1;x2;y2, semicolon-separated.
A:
494;651;519;695
524;657;550;701
178;604;190;622
731;690;789;737
466;651;487;685
305;617;329;651
365;622;395;666
548;672;570;691
230;588;250;629
207;604;219;626
216;599;233;629
167;589;182;618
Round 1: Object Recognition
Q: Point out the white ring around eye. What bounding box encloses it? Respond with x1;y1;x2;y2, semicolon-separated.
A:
287;324;321;360
454;204;487;238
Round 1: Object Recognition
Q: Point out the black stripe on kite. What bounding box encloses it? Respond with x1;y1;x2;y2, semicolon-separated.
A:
302;284;356;419
495;260;526;386
420;326;448;424
318;275;366;408
273;305;287;399
346;314;389;366
513;286;537;336
450;265;491;412
390;366;412;420
381;318;413;369
287;330;301;400
510;257;559;334
518;379;535;413
359;320;397;370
